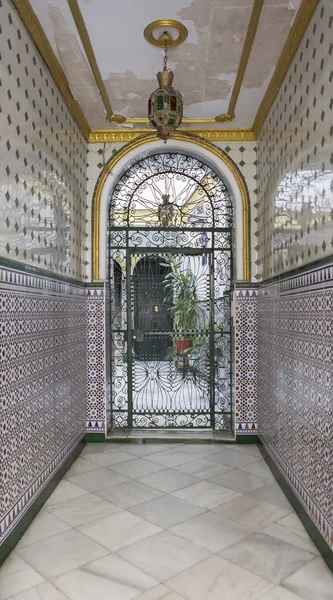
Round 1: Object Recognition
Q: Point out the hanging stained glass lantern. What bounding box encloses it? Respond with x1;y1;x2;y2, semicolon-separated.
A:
148;32;183;142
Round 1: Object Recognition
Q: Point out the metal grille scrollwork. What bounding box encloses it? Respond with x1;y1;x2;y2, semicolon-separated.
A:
108;152;233;431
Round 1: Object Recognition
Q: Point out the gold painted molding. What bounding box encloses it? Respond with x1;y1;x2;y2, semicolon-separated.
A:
219;0;264;122
11;0;90;138
92;132;251;281
144;19;188;47
88;128;255;143
67;0;125;123
252;0;320;137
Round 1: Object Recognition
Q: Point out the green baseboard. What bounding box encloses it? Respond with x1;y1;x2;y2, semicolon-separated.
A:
84;433;106;442
0;440;85;567
235;434;258;444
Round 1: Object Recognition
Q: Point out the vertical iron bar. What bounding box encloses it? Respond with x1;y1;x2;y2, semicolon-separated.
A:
127;237;133;428
209;249;215;429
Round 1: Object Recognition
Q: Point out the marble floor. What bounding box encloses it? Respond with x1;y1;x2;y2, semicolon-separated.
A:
1;443;332;600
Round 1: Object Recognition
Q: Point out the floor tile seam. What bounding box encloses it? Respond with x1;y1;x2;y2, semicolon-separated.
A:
44;488;93;511
261;522;321;556
135;472;203;494
127;501;210;529
210;505;276;531
267;517;321;547
1;570;48;600
46;580;73;600
141;455;199;468
112;531;201;583
105;463;170;478
163;552;270;591
219;531;319;584
94;491;168;511
221;492;295;517
45;503;123;531
206;467;273;488
278;554;322;588
16;526;115;575
204;454;263;467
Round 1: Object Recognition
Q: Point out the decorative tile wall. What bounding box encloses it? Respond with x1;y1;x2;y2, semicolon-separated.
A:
257;0;333;280
257;262;333;550
234;288;258;435
0;266;86;544
0;0;87;280
86;287;105;433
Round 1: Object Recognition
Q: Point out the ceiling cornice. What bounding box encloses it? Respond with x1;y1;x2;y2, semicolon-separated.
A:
11;0;91;139
88;129;255;143
252;0;320;137
67;0;125;124
215;0;264;123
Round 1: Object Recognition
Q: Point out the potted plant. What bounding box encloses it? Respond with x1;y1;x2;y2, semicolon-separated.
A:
162;258;200;355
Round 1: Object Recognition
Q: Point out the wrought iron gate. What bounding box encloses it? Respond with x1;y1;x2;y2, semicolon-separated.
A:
108;153;232;431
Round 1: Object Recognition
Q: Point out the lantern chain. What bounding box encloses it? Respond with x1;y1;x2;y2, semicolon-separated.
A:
163;39;168;71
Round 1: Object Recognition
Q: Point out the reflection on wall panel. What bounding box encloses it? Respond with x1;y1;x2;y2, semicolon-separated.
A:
0;0;87;279
257;0;333;279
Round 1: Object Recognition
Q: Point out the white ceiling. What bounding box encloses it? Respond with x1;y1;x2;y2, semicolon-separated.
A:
28;0;300;130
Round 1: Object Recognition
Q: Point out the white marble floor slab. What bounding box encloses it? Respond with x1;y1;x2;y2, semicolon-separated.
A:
136;584;186;599
16;511;71;548
145;450;197;468
64;457;102;477
78;510;162;551
0;554;45;600
167;555;273;599
207;449;260;468
210;468;270;493
172;480;242;509
117;531;210;582
113;444;169;457
249;481;294;510
219;532;316;584
96;480;164;508
16;530;109;579
109;458;166;479
2;443;331;600
54;553;159;600
170;511;253;552
130;494;205;529
179;444;225;457
47;492;121;527
7;582;69;600
85;449;136;467
214;494;290;529
138;468;200;493
66;467;129;492
44;480;87;507
281;556;333;600
174;457;233;479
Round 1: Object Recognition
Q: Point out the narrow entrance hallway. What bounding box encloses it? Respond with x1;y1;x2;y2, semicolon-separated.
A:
1;444;332;600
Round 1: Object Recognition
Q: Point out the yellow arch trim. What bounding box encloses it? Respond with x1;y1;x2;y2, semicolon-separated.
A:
92;132;250;281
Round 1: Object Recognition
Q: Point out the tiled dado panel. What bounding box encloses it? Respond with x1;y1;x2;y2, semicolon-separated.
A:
234;288;258;435
0;0;87;279
86;141;258;281
257;0;333;280
86;288;105;433
0;266;86;545
86;286;258;437
257;263;333;550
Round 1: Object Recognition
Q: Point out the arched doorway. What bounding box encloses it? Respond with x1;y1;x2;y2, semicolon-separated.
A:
109;152;233;431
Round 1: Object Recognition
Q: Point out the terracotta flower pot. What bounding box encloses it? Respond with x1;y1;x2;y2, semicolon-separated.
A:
173;338;193;355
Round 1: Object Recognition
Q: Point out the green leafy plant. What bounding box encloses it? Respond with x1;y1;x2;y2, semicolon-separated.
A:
162;258;200;336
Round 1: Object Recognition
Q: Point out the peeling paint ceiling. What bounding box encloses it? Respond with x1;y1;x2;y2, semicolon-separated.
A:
29;0;297;130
